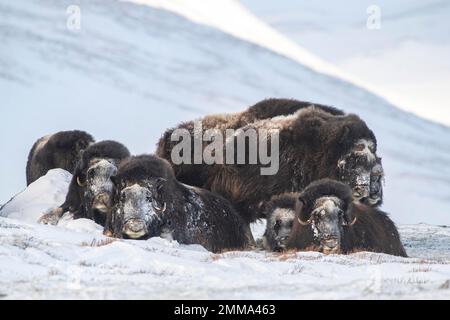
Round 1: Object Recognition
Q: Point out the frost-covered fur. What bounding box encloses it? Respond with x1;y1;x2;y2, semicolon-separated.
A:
26;130;94;185
108;155;254;253
288;179;407;257
39;141;130;228
362;157;384;206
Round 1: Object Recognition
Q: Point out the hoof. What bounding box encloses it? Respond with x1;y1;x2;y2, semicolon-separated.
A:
38;208;63;225
38;213;59;225
103;229;113;237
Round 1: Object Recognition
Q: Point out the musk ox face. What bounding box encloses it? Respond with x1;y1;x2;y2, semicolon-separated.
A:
337;139;378;202
362;158;384;206
79;158;118;225
298;196;355;254
266;208;295;251
114;178;167;239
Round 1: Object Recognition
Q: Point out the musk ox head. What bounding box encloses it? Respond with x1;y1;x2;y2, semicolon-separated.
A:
111;155;176;239
296;179;356;255
268;208;295;251
363;157;384;206
113;177;167;239
78;158;118;224
260;194;297;251
337;138;378;203
72;140;130;224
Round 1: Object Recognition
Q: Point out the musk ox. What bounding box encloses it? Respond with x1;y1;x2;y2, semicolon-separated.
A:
179;106;378;223
157;99;383;222
107;155;254;253
287;179;406;257
39;140;130;229
259;193;297;252
26;130;95;185
157;99;343;187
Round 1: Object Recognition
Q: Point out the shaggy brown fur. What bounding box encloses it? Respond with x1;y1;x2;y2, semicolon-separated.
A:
207;107;376;223
157;98;343;186
26;130;94;185
108;155;254;253
287;179;407;257
157;99;380;223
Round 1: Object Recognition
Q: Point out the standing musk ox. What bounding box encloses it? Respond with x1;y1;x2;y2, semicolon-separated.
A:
159;102;381;223
157;99;344;188
286;179;406;257
26;130;95;185
107;155;254;253
157;99;383;218
39;140;130;230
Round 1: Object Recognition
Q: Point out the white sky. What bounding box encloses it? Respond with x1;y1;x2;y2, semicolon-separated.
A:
240;0;450;127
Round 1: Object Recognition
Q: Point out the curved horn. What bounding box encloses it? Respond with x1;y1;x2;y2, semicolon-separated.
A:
152;202;167;213
297;217;311;226
77;176;86;187
349;216;357;226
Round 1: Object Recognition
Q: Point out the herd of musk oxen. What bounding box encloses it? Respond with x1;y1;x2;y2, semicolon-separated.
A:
29;99;406;256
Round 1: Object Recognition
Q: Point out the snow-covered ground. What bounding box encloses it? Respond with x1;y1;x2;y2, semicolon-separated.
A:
240;0;450;126
1;170;450;300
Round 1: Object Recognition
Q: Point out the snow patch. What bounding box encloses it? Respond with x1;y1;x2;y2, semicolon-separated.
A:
0;169;71;223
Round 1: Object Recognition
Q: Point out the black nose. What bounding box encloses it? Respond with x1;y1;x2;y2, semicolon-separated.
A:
353;186;369;199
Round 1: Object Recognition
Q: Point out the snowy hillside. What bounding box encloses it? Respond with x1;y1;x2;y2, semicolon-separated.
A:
1;170;449;299
240;0;450;126
1;0;449;225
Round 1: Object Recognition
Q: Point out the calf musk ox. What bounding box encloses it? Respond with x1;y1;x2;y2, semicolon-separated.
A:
157;98;343;187
259;193;297;252
39;140;130;229
287;179;406;257
107;155;254;253
26;130;94;185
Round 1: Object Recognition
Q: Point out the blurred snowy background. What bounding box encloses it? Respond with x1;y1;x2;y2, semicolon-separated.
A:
1;0;450;300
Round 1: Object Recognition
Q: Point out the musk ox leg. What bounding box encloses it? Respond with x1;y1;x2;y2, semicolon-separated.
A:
38;207;64;225
102;211;114;237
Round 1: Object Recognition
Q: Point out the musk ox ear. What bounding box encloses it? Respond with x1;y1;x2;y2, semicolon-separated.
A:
342;203;357;226
296;196;306;217
296;197;312;226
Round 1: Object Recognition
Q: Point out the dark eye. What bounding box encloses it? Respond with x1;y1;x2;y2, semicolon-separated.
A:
274;219;281;229
120;193;126;202
288;220;294;228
